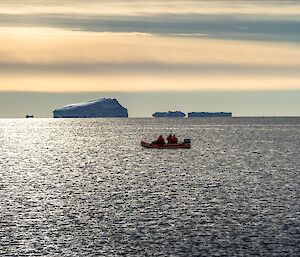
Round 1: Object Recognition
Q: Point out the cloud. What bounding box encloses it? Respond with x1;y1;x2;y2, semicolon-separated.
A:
1;73;300;92
1;1;300;93
1;13;300;42
1;0;300;16
1;1;300;43
1;29;300;66
1;62;300;77
0;28;300;92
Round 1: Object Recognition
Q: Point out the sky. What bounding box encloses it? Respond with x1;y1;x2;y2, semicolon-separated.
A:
0;0;299;117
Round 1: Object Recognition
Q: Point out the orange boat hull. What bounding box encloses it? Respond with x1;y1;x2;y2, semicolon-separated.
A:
141;141;191;149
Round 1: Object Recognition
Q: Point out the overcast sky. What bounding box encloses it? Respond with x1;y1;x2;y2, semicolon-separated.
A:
0;0;299;117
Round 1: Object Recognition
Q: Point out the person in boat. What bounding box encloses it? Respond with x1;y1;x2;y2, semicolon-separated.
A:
170;134;178;143
154;135;165;144
167;133;173;144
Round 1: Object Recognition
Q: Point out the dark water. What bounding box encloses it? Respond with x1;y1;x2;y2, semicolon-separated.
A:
0;118;299;256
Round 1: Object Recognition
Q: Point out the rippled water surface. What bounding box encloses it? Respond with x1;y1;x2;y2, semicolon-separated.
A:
0;118;299;256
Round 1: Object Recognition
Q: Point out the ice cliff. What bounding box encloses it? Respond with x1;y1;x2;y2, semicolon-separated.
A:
152;111;186;118
188;112;232;117
53;98;128;118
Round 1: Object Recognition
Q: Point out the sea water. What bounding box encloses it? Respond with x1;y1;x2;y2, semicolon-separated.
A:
0;118;299;256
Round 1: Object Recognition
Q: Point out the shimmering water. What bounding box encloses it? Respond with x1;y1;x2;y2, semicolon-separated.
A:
0;118;299;256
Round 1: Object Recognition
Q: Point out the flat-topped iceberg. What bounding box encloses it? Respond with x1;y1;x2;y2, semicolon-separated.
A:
53;98;128;118
152;111;186;118
188;112;232;117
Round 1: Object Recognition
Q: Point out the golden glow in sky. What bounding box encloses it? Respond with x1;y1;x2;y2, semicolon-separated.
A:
1;0;300;16
0;0;300;92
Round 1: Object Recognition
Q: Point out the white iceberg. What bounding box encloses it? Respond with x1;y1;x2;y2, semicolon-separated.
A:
53;98;128;118
152;111;186;118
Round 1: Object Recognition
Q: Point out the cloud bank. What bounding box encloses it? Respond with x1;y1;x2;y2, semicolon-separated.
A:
0;0;300;93
1;0;300;42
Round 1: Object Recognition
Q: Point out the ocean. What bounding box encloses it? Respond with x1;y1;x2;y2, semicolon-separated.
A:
0;118;299;256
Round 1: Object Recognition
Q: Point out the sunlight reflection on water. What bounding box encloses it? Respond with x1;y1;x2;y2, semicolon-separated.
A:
0;118;299;256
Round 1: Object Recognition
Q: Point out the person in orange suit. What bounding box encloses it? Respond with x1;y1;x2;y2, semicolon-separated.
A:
155;135;165;144
170;134;178;143
167;134;173;144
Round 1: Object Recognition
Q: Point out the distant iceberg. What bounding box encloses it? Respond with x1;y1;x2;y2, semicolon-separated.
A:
53;98;128;118
188;112;232;118
152;111;186;118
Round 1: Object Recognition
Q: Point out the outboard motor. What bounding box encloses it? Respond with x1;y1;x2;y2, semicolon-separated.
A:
184;139;191;144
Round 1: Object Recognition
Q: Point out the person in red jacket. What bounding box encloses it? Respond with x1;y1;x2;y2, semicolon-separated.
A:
167;133;173;144
154;135;165;144
170;134;178;143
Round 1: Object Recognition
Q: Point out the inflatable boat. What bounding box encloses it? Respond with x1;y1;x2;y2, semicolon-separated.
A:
141;139;191;149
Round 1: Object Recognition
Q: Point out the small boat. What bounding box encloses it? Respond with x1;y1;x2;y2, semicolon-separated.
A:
141;139;191;149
